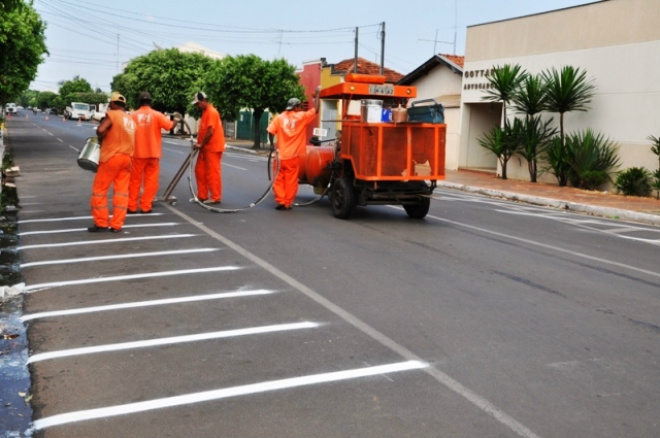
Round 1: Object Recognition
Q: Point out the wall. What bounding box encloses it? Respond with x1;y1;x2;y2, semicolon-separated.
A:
460;0;660;183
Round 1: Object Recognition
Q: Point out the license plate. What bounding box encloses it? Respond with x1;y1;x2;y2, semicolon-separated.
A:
368;84;394;95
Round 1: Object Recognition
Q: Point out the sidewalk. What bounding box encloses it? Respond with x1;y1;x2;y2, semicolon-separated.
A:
225;142;660;226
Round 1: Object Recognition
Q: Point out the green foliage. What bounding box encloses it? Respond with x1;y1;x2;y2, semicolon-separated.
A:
56;76;93;108
542;136;571;186
564;129;620;190
112;48;215;115
615;167;652;197
36;91;58;110
648;135;660;199
0;0;48;106
651;168;660;200
540;66;596;170
511;74;547;118
478;119;522;179
203;55;304;149
482;64;527;123
517;116;557;182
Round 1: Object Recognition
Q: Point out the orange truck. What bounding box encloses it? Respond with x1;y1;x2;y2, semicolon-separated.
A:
297;73;446;219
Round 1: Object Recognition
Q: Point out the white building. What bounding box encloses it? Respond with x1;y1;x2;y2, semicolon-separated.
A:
398;54;465;170
458;0;660;184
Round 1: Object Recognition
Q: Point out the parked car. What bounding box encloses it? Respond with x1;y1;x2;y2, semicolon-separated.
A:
5;103;17;114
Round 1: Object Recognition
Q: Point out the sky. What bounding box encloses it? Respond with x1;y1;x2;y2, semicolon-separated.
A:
30;0;599;93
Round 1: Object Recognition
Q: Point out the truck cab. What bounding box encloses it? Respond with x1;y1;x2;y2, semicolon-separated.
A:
64;102;92;120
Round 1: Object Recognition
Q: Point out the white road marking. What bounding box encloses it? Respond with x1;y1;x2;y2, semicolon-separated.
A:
417;209;660;279
18;222;180;236
18;213;163;224
32;360;426;430
18;234;196;250
223;163;247;171
27;322;318;363
20;248;218;268
166;205;543;438
21;289;275;322
24;266;240;292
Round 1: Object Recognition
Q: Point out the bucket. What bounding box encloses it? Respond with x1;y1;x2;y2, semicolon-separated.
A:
360;99;383;123
77;137;100;172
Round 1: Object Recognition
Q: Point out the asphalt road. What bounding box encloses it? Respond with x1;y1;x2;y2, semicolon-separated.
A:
5;112;660;438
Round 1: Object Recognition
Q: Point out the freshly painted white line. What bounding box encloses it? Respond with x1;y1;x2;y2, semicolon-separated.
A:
166;205;543;438
18;222;180;236
17;234;195;250
223;163;247;171
415;209;660;279
21;289;275;321
68;145;78;153
20;248;218;268
18;214;163;224
27;322;318;363
24;266;240;292
32;360;426;430
57;138;63;142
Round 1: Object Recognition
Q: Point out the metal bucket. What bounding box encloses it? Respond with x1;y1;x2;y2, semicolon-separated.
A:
77;137;100;172
360;99;383;123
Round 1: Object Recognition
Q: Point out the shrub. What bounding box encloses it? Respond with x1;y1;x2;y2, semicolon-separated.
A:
564;129;620;190
615;167;652;196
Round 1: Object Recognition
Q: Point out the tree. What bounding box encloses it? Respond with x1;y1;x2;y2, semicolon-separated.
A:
58;76;93;99
112;48;215;116
35;91;58;110
511;74;555;182
541;66;595;186
203;55;305;149
517;117;556;182
0;0;48;108
482;64;527;126
478;118;522;180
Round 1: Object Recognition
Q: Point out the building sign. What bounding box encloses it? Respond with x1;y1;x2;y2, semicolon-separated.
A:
463;68;496;91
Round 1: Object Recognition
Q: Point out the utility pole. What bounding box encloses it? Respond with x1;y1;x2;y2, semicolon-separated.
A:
380;22;385;75
354;27;359;73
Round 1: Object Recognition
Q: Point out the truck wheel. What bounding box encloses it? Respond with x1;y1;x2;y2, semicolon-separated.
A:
404;197;431;219
330;177;355;219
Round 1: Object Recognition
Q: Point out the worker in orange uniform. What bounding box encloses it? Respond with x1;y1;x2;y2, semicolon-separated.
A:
128;91;180;214
267;87;320;210
88;92;136;233
191;91;225;205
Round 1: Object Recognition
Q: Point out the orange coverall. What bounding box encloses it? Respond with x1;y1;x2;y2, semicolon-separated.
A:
267;107;317;207
129;106;175;212
195;103;225;202
91;110;135;230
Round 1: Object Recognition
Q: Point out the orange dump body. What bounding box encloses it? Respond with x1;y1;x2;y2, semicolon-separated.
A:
317;74;446;183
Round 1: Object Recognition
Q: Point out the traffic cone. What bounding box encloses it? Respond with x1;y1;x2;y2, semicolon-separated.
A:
25;114;29;120
77;117;82;126
6;113;10;120
62;116;66;122
45;115;49;121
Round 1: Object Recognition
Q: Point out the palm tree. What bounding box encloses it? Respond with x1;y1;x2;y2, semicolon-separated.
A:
483;64;527;126
478;119;522;180
511;74;553;182
541;66;595;185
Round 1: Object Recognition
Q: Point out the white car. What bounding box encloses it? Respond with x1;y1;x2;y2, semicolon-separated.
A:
5;103;17;114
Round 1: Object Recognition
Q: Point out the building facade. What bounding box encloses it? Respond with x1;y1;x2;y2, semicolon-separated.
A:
458;0;660;184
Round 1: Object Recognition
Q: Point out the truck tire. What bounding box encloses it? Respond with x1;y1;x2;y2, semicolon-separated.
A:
403;196;431;219
330;176;355;219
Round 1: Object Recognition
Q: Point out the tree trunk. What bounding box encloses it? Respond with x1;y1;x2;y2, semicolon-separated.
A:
252;109;264;150
500;158;508;180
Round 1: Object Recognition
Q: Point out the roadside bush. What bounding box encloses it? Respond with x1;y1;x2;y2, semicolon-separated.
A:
564;129;620;190
478;119;522;180
614;167;652;197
